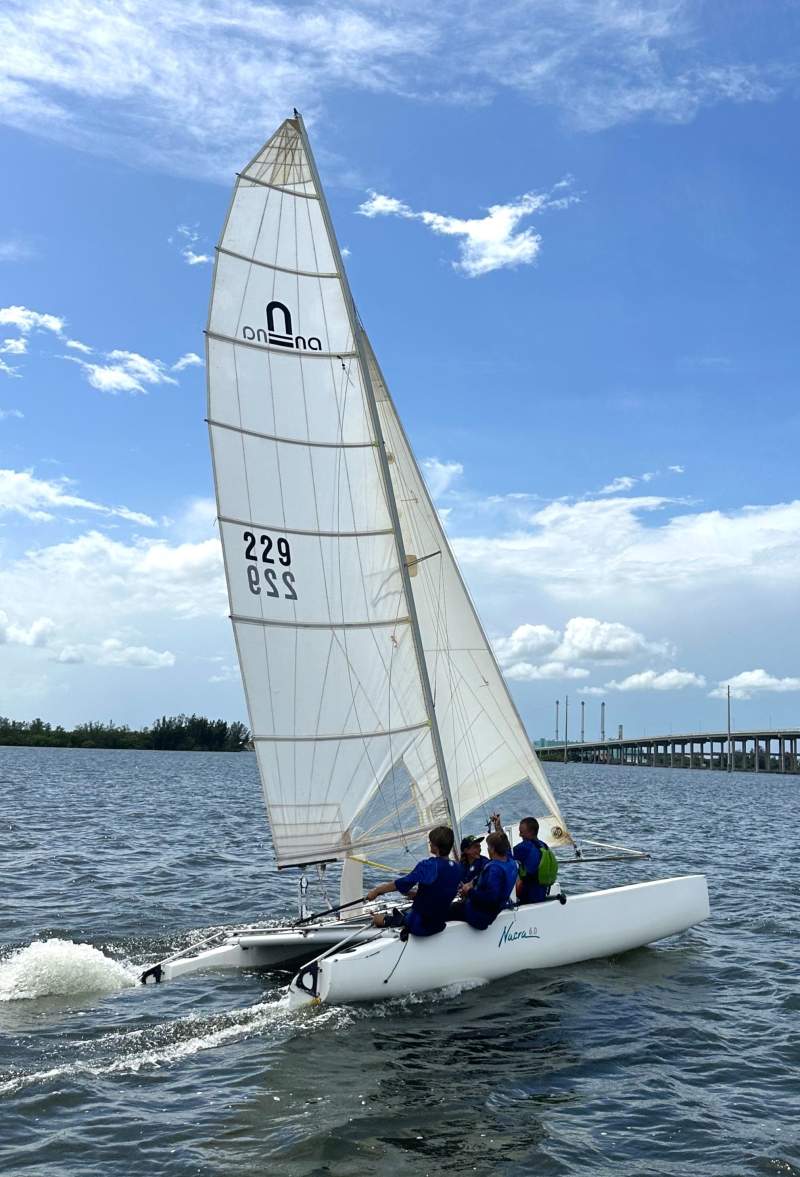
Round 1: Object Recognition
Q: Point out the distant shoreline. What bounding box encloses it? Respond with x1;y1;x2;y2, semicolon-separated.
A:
0;713;252;753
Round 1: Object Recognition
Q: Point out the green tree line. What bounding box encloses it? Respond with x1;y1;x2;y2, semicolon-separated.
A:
0;714;251;752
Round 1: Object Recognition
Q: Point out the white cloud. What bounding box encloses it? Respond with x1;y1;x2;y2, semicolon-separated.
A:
710;669;800;700
0;358;21;378
96;638;175;669
590;669;706;692
0;239;35;262
357;183;578;277
0;611;56;647
668;464;685;474
66;349;178;394
505;661;590;682
454;495;800;599
65;338;92;354
598;474;636;494
0;304;64;335
172;352;203;372
173;224;212;266
494;616;670;683
555;617;671;663
0;407;24;420
421;457;463;499
0;337;28;354
0;2;784;177
0;468;156;525
494;623;561;668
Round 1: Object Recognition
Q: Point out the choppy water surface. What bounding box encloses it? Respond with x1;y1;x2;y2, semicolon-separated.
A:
1;747;798;1176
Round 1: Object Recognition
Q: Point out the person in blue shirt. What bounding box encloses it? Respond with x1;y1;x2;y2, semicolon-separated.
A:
459;834;489;886
447;832;518;930
365;825;461;937
492;813;551;904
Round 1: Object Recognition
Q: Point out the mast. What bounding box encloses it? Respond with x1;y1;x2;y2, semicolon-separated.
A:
293;111;460;842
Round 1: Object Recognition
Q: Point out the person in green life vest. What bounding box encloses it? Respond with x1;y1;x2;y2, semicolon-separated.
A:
491;813;553;904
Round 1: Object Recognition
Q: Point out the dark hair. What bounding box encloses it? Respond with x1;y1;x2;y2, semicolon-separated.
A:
486;831;510;856
429;825;455;855
519;817;539;838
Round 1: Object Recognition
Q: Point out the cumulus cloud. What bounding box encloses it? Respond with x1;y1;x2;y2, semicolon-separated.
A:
584;669;706;693
0;2;785;177
65;338;92;354
555;617;672;663
357;183;578;276
421;458;463;499
710;669;800;700
0;611;56;648
505;661;589;682
95;638;175;669
66;349;179;394
0;358;21;378
0;468;156;525
172;352;203;372
0;304;64;335
454;495;800;599
172;225;212;266
1;337;28;355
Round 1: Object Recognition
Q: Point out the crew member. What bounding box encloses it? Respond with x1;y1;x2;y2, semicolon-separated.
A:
492;813;552;904
365;826;460;937
459;834;489;885
447;831;518;930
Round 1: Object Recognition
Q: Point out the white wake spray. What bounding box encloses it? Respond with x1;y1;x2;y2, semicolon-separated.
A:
0;939;138;1001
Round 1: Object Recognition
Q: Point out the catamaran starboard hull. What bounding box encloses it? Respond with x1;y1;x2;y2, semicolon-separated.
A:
287;875;710;1007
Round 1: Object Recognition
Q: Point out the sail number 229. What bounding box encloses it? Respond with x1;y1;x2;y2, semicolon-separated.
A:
242;530;298;600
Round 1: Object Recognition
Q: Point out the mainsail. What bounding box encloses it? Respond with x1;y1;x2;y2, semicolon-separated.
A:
207;115;571;868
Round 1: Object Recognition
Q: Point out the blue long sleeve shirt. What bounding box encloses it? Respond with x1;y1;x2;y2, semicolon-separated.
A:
462;856;518;930
395;855;461;936
460;854;489;884
513;837;550;904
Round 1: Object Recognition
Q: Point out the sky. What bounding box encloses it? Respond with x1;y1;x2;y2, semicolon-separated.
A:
1;0;799;741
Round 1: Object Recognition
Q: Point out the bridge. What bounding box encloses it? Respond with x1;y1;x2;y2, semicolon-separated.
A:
537;729;800;773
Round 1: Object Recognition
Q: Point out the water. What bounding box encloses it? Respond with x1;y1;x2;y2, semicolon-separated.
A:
1;747;798;1176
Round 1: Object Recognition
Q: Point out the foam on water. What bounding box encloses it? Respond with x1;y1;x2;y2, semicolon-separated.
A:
0;939;138;1001
0;989;350;1095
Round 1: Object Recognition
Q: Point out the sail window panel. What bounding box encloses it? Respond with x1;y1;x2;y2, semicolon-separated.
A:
255;723;437;867
211;424;391;536
235;619;427;742
223;182;336;274
208;338;372;446
220;522;404;626
209;252;353;355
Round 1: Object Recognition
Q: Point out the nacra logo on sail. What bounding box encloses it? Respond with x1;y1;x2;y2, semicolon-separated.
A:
242;301;322;351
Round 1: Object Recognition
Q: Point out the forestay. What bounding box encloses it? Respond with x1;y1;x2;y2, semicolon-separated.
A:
365;340;570;846
207;119;449;867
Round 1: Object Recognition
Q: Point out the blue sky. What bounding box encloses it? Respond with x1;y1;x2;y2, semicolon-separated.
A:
1;0;799;738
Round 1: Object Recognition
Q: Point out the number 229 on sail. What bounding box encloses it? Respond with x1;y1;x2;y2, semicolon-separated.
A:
242;530;298;600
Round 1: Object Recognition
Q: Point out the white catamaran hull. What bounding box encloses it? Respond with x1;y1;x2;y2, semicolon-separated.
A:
287;875;709;1007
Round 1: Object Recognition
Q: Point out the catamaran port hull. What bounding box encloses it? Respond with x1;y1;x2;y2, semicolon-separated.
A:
287;874;710;1007
142;923;375;984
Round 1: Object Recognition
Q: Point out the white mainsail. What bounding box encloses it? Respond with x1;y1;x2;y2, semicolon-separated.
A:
207;118;450;867
207;115;571;869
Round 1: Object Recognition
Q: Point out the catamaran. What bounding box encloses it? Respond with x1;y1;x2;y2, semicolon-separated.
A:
140;113;709;1002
